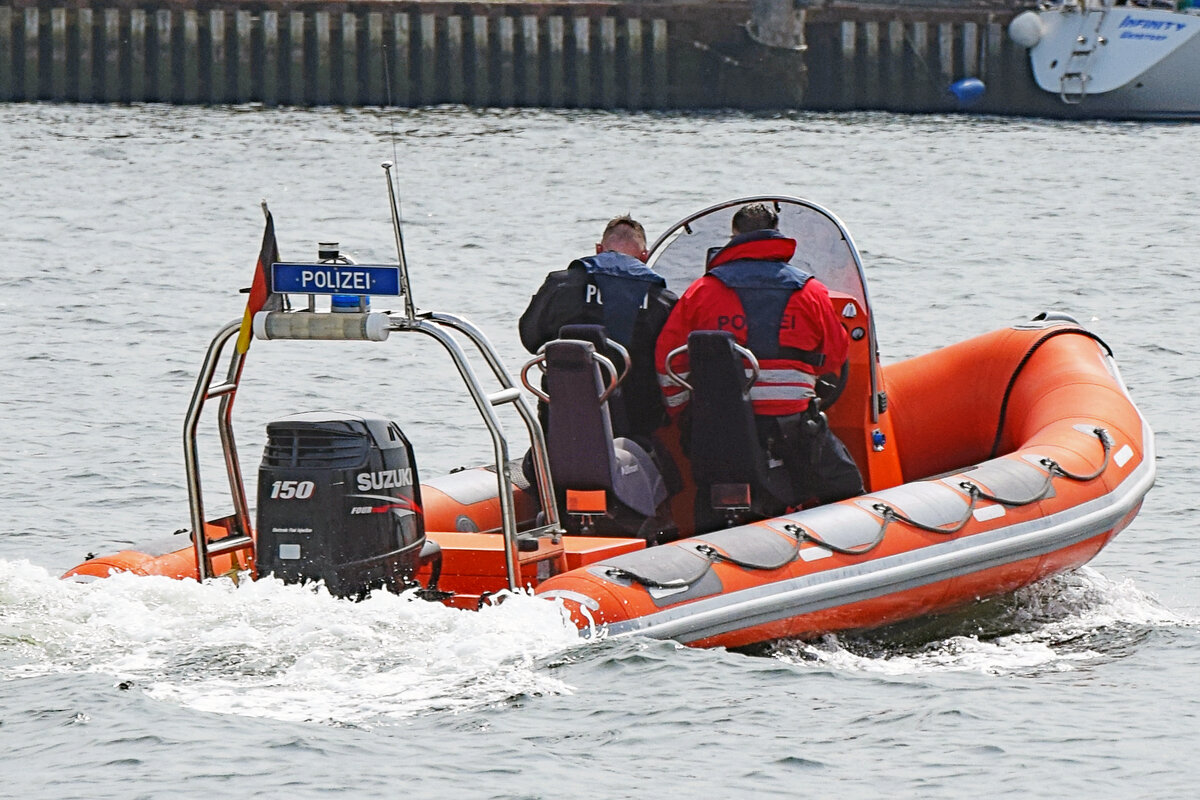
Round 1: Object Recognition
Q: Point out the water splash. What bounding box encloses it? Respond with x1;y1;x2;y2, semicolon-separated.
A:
767;568;1187;676
0;559;584;726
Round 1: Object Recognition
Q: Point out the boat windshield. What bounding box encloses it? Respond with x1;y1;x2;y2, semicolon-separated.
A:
645;197;870;316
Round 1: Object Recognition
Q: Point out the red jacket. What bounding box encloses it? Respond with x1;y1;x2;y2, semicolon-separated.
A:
654;233;849;417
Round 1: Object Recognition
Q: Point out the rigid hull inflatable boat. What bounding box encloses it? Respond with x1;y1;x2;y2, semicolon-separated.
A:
63;168;1155;649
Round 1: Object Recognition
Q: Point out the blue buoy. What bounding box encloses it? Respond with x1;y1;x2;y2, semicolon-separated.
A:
948;77;986;109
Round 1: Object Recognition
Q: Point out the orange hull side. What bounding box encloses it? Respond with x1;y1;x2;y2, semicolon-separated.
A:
537;323;1153;647
62;520;251;582
686;530;1119;650
62;479;645;608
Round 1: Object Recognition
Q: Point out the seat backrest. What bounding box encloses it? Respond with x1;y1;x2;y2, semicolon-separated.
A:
558;323;631;438
685;331;797;515
542;338;668;521
686;331;763;486
544;338;618;491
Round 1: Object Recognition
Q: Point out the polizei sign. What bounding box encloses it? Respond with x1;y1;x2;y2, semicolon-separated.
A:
271;263;402;295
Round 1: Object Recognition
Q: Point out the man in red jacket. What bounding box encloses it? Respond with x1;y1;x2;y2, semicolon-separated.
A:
654;202;862;510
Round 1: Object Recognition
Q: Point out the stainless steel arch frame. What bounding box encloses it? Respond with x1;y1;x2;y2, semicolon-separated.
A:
182;310;561;591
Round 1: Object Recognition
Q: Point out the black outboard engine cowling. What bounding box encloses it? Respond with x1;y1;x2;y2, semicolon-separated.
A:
255;412;425;599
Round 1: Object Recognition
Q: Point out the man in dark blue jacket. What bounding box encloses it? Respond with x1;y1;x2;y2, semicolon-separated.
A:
520;216;677;441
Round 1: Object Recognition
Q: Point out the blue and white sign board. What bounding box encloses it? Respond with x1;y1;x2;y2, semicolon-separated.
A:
271;263;402;296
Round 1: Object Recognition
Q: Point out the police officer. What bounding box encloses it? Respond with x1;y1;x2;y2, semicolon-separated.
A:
654;203;862;507
520;215;677;441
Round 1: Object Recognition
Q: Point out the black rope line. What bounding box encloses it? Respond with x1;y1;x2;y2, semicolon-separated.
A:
782;521;888;557
959;473;1054;507
989;327;1114;460
694;541;801;572
604;537;803;589
787;426;1112;562
871;493;978;535
605;556;715;590
1044;427;1115;482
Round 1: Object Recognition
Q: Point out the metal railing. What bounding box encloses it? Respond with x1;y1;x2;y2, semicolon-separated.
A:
183;163;561;591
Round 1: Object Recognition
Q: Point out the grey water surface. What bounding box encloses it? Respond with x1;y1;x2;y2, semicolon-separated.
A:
0;104;1196;798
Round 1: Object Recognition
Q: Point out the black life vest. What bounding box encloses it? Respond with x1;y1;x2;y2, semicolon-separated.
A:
573;251;667;348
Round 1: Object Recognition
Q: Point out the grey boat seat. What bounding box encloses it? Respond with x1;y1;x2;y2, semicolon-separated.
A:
678;330;800;531
535;334;671;542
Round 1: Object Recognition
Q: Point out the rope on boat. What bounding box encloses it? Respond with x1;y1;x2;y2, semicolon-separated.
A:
604;529;811;588
789;427;1114;556
609;427;1114;589
694;542;801;572
603;538;806;588
604;560;718;590
988;327;1113;460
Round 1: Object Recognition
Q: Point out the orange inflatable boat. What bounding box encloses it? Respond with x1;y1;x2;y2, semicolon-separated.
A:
63;183;1155;650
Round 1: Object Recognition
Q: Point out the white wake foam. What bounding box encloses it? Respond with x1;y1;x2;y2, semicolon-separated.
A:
769;567;1189;676
3;560;1185;718
0;559;584;726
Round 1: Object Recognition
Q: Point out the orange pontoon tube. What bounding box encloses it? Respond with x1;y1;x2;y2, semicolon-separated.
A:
536;321;1152;648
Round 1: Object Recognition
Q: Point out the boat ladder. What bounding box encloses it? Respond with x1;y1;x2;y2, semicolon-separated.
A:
1059;9;1108;104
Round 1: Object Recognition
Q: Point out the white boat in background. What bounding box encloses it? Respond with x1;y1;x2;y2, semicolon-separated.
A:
1009;0;1200;118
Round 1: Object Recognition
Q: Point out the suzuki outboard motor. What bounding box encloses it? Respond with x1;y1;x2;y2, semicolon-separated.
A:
255;412;425;598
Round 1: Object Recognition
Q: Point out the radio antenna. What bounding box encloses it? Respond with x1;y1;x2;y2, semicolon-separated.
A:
378;40;413;319
382;161;416;320
381;40;402;181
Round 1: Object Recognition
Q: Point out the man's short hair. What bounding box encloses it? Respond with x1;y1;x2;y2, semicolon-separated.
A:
731;203;779;235
601;215;647;250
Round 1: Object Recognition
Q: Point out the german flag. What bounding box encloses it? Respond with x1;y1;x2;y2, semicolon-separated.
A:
235;206;282;354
